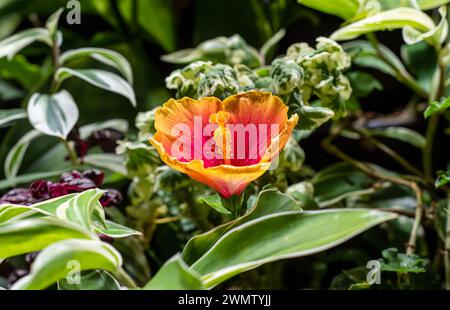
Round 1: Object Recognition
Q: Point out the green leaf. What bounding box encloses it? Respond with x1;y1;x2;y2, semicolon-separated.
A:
0;169;66;190
369;127;427;149
260;28;286;61
199;194;231;215
343;40;405;77
55;68;136;107
27;90;79;140
0;218;94;259
182;188;301;265
55;189;105;231
347;71;383;98
0;194;76;224
0;28;51;60
0;55;44;90
143;254;204;290
58;270;121;290
190;209;397;287
424;96;450;118
4;129;42;179
0;79;24;101
312;162;377;207
60;48;133;84
83;153;127;175
298;0;359;20
402;6;448;47
11;239;122;290
331;8;435;41
295;104;335;131
45;8;64;37
0;108;26;127
94;220;142;238
79;118;129;138
435;168;450;188
380;248;427;274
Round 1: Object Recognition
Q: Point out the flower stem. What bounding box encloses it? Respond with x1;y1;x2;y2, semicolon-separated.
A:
221;195;243;219
115;267;138;289
445;194;450;290
62;139;79;166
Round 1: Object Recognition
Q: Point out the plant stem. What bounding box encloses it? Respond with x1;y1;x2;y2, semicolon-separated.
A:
356;129;426;179
366;33;428;99
423;113;440;179
445;194;450;290
221;195;243;219
115;267;138;289
322;126;423;254
62;139;79;166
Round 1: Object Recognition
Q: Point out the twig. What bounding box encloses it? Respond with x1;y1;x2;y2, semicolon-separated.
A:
322;126;424;254
445;194;450;290
115;267;138;289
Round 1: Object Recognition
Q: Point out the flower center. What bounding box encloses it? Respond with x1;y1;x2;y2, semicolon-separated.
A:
209;111;232;165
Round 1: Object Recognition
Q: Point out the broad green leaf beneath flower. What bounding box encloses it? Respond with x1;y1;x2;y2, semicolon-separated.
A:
0;218;94;259
190;209;397;288
11;239;122;290
143;254;204;290
60;47;133;84
55;68;136;106
27;90;79;140
183;188;301;265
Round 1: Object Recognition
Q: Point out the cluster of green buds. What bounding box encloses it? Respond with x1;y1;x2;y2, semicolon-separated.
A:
165;35;352;131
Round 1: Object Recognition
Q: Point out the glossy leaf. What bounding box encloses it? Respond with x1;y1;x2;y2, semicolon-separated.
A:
58;270;121;290
83;154;127;176
331;8;435;41
0;108;26;127
199;194;231;215
312;162;377;207
55;189;105;230
55;68;136;107
60;48;133;83
369;127;426;149
45;8;64;37
190;209;397;287
298;0;359;20
182;188;301;265
0;218;94;259
143;254;204;290
4;130;42;179
0;28;51;60
27;90;79;139
424;96;450;118
12;239;122;290
0;170;66;190
94;220;142;238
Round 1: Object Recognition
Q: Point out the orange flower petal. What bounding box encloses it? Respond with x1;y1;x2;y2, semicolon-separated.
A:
150;91;299;198
150;134;270;198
